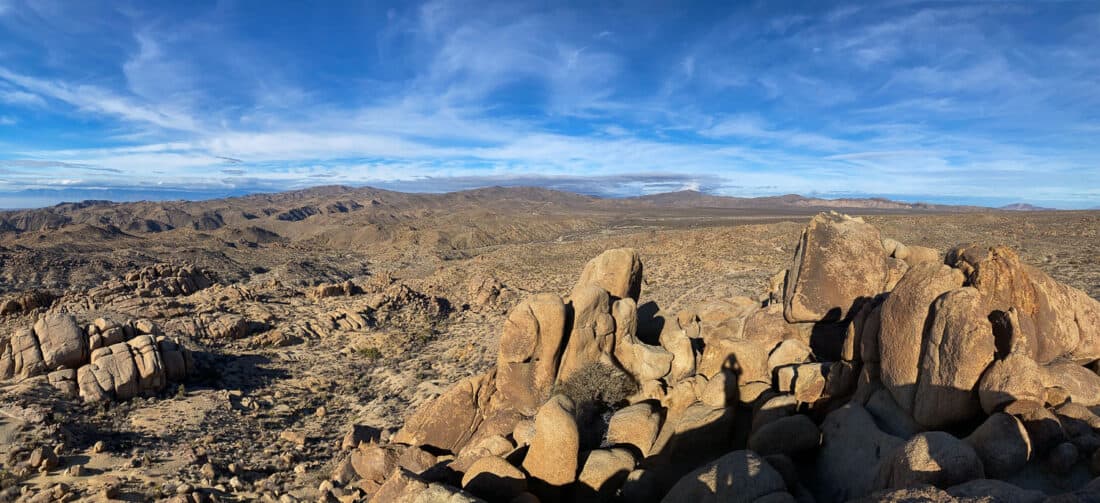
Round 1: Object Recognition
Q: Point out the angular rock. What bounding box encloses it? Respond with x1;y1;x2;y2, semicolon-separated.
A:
33;314;88;370
393;371;495;454
783;212;889;323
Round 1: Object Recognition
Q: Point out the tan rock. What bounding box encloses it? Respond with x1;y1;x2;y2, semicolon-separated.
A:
576;448;635;499
661;450;787;503
493;293;568;416
697;336;767;384
1041;361;1100;406
783;212;889;323
748;414;820;456
913;287;995;428
571;248;643;302
33;314;88;370
613;298;673;382
659;319;697;383
558;285;615;384
767;339;810;373
461;456;527;501
393;371;495;454
522;395;580;487
878;262;965;413
606;402;661;457
874;432;984;490
964;413;1031;479
373;468;481;503
902;245;940;265
978;352;1044;414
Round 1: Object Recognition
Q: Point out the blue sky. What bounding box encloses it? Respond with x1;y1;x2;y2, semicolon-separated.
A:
0;1;1098;209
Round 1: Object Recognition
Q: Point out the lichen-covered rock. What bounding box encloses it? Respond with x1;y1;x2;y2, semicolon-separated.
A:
783;212;889;323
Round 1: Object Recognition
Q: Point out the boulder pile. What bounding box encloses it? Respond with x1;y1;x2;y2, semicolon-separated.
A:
329;211;1100;502
0;313;193;403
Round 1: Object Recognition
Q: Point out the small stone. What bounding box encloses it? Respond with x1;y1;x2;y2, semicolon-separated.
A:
280;431;308;446
201;462;217;480
92;441;106;453
66;464;84;477
315;406;327;418
294;463;308;474
176;483;194;495
228;462;241;474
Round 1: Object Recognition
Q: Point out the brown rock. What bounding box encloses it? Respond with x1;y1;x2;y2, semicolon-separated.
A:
613;298;673;382
659;318;697;383
373;468;481;503
697;336;767;385
815;404;904;501
878;262;965;414
767;339;810;374
783;212;889;323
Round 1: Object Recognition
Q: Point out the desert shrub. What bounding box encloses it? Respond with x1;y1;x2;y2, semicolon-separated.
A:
554;362;639;449
357;346;383;359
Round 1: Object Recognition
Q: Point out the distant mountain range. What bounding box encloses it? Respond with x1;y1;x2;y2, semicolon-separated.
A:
999;203;1057;211
0;185;989;236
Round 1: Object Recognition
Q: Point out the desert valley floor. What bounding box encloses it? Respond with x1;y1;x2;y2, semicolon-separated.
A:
0;187;1099;502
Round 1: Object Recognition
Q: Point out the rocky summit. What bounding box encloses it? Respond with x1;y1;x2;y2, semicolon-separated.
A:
1;205;1099;502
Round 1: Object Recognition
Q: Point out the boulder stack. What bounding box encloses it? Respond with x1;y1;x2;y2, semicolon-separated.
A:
340;212;1100;502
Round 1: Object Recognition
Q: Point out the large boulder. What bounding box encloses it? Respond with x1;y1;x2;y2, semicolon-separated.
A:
963;413;1031;479
33;314;88;370
492;293;568;416
1042;361;1100;407
558;285;616;384
373;468;483;503
978;351;1044;414
815;403;904;501
522;394;580;487
613;298;673;382
571;248;643;302
878;263;965;414
783;212;889;323
393;372;495;454
606;402;662;457
75;334;186;403
747;414;820;456
576;448;636;499
947;245;1085;363
873;431;985;490
913;287;996;428
661;450;788;503
461;455;528;501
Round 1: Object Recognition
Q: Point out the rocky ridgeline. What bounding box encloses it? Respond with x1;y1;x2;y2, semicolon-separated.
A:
0;313;193;402
333;212;1100;502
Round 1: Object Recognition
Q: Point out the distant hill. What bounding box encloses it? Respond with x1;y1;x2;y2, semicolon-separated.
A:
999;203;1057;211
0;185;986;237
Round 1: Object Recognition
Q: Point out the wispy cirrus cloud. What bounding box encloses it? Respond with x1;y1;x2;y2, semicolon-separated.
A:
0;0;1097;208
